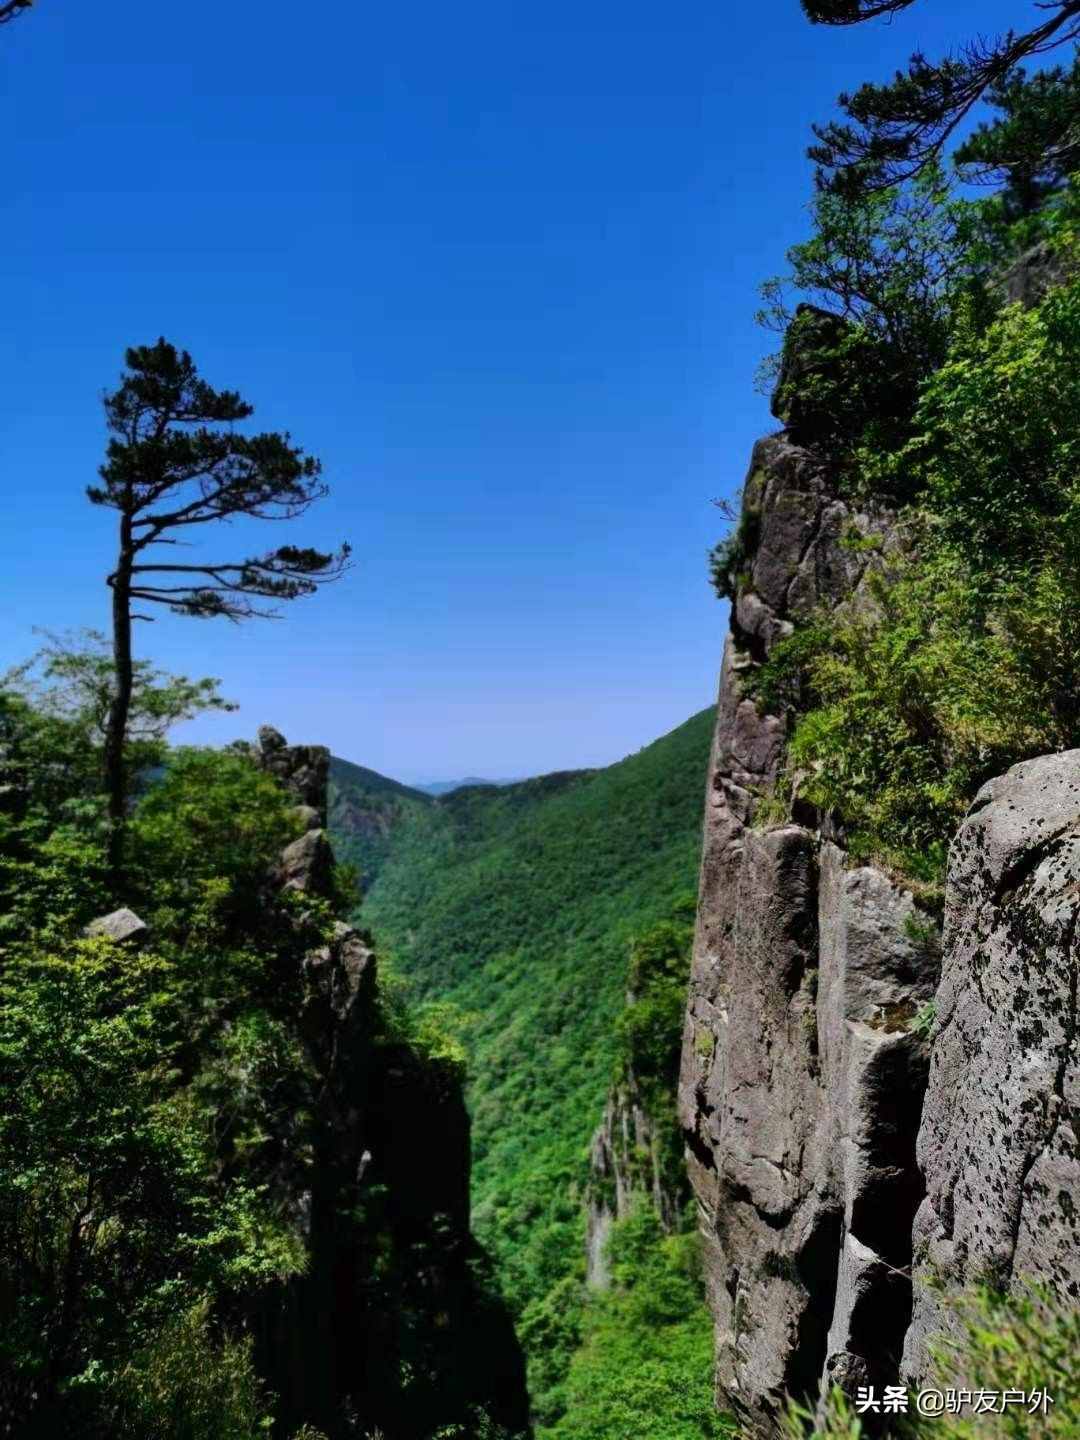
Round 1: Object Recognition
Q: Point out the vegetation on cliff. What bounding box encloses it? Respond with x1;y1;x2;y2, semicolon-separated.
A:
1;646;530;1440
721;55;1080;892
1;672;319;1435
0;334;529;1438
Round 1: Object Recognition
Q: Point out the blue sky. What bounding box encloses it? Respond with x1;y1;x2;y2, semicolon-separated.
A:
2;0;1026;782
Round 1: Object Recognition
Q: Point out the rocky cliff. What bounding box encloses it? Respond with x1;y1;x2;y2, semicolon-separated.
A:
248;727;530;1440
679;309;1080;1432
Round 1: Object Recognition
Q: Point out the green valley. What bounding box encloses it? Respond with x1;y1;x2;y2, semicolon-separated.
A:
330;707;716;1427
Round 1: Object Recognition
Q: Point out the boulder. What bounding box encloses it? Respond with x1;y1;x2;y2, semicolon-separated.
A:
83;907;149;945
279;827;336;898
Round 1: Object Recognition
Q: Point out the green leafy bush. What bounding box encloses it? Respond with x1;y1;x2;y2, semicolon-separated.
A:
129;747;303;928
758;167;990;458
105;1297;272;1440
0;940;304;1428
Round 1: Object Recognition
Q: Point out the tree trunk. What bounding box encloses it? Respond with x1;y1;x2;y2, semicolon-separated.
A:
104;522;134;888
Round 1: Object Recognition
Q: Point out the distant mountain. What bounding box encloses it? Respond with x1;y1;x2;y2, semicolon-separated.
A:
416;777;518;796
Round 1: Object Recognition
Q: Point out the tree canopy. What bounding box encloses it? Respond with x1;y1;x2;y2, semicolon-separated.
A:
801;0;1080;192
954;57;1080;218
90;340;350;624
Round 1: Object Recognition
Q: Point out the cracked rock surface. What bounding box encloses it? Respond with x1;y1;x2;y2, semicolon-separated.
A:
679;420;934;1434
904;751;1080;1377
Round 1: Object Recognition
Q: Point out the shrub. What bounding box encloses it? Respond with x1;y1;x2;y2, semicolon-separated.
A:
105;1296;272;1440
128;747;303;931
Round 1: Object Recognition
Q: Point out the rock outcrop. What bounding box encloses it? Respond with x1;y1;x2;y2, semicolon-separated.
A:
998;240;1071;309
256;724;330;822
585;1073;683;1288
247;730;530;1440
83;906;149;944
680;322;940;1432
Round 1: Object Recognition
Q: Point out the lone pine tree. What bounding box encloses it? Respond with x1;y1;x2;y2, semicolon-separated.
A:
89;338;351;877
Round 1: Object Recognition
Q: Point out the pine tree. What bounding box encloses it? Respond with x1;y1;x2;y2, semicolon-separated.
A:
954;58;1080;219
801;0;1080;193
88;338;351;878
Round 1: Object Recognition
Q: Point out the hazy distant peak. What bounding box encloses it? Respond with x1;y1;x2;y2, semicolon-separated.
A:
416;776;518;796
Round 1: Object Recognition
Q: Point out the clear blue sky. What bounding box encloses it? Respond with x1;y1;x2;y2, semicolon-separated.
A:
2;0;1025;782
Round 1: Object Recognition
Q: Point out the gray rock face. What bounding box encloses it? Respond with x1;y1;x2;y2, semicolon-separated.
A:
681;430;937;1432
279;826;337;898
903;751;1080;1378
687;250;1080;1429
83;907;149;945
248;729;529;1437
998;240;1071;309
300;920;376;1071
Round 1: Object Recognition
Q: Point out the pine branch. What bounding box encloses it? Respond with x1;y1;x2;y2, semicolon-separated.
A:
0;0;32;25
807;0;1080;191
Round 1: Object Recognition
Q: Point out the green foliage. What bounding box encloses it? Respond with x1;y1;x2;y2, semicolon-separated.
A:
328;754;434;892
758;167;986;459
954;60;1080;222
801;2;1080;199
0;705;355;1436
0;939;304;1428
787;1284;1080;1438
617;907;695;1090
709;492;757;600
876;262;1080;580
0;639;243;945
518;908;706;1435
90;338;349;624
104;1296;273;1440
784;1385;867;1440
929;1284;1080;1438
4;629;236;773
910;999;937;1039
542;1205;734;1440
128;747;303;927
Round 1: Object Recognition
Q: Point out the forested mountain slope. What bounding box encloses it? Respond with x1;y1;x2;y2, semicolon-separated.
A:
329;708;714;1420
328;756;433;892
